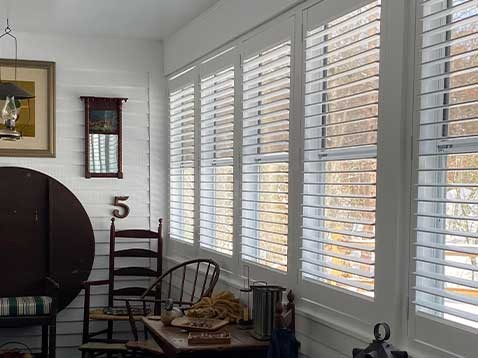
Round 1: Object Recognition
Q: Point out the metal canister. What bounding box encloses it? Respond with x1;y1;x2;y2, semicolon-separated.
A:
251;283;285;340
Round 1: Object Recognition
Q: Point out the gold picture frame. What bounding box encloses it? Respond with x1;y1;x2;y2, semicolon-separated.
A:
0;59;55;157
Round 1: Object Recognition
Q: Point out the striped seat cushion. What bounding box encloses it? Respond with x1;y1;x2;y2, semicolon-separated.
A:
0;296;52;316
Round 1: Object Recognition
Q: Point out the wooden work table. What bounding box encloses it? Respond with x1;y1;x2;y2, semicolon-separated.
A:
142;317;270;358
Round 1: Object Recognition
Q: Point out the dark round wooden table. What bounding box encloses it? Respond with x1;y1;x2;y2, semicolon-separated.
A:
0;167;95;311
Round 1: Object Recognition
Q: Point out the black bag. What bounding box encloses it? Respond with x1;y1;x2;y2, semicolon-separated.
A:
267;328;300;358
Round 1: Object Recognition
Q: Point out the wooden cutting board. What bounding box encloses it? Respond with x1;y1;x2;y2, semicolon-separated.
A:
171;317;229;331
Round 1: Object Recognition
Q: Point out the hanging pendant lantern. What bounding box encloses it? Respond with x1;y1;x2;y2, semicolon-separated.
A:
0;19;34;140
0;96;21;140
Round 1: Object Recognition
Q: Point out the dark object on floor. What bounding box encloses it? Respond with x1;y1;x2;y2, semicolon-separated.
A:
353;323;408;358
267;290;300;358
267;329;300;358
0;167;96;358
80;218;163;357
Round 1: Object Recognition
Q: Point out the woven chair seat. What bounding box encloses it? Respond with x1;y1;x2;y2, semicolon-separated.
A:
89;308;144;321
126;340;165;355
0;296;52;316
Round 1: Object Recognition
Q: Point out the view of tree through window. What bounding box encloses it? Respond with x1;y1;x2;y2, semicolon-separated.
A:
241;41;291;271
200;67;235;255
169;84;195;244
301;0;381;297
415;0;478;329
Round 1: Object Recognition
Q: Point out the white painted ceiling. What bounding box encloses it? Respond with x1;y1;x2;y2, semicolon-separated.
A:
0;0;220;40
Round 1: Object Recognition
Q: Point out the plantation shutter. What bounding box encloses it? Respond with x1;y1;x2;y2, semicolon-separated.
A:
414;0;478;328
169;83;195;244
200;66;235;255
300;0;381;296
241;40;291;272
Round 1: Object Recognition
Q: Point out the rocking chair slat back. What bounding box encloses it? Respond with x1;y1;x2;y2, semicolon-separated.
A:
179;266;187;303
190;262;200;302
114;230;160;239
200;263;212;298
108;218;163;309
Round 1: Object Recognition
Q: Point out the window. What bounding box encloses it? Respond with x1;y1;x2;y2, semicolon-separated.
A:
200;66;235;255
241;41;291;272
169;83;195;244
300;1;381;297
414;0;478;329
166;0;478;354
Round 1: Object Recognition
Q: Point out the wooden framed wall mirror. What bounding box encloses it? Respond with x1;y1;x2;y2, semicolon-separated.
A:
81;96;127;178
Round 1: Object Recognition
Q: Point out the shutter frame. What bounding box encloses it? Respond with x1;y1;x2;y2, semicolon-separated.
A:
169;82;196;244
199;65;235;256
240;39;291;272
413;0;478;330
300;0;381;298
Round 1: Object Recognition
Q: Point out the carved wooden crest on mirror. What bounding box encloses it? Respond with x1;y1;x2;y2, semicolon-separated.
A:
80;96;127;178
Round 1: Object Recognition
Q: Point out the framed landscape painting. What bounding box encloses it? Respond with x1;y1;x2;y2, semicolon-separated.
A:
0;59;55;157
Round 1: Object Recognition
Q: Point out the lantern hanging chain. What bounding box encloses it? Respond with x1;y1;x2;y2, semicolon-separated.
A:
0;19;19;83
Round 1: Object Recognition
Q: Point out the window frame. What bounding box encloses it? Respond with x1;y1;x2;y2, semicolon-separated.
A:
297;0;406;329
198;48;239;272
239;18;295;281
407;0;478;356
168;67;199;259
300;0;381;299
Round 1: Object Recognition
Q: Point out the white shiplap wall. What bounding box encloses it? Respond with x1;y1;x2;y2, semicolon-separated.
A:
0;33;166;357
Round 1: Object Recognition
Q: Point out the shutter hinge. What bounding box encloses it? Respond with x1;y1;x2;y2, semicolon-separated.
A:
438;143;453;152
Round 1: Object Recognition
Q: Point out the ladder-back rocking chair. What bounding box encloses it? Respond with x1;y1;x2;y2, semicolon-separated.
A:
81;218;163;352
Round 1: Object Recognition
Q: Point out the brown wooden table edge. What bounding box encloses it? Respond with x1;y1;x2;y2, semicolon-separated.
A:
142;317;270;356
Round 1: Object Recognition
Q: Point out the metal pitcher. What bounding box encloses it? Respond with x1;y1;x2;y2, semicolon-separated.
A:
251;283;285;340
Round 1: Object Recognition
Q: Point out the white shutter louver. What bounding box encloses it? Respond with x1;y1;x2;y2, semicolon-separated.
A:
169;83;195;244
414;0;478;328
300;1;381;297
241;41;291;272
200;66;235;255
